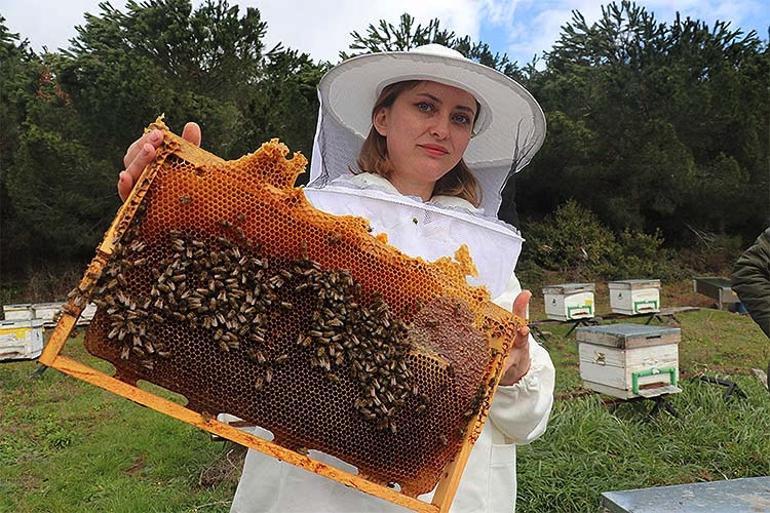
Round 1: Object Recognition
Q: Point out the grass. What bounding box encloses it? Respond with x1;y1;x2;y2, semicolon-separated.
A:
1;283;768;512
516;304;770;512
0;339;240;513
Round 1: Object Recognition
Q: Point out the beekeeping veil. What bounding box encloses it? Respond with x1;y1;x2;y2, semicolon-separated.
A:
304;44;546;299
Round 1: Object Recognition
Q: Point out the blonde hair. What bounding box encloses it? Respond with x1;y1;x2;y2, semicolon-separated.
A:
355;80;482;208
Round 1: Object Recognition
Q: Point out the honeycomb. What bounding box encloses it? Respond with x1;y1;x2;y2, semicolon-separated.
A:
82;118;525;497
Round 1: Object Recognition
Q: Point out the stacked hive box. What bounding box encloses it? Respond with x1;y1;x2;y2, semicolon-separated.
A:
0;319;44;361
542;283;595;321
608;279;661;315
576;324;681;399
3;304;33;321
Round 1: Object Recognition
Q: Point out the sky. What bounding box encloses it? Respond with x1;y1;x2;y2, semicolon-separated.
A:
1;0;769;66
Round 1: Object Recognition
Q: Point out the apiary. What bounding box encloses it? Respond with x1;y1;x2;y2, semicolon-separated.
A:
542;283;595;321
576;324;680;399
2;303;34;321
608;279;661;315
38;119;525;513
0;319;45;361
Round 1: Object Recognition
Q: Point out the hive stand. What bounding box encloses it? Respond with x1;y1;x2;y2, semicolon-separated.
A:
605;394;679;419
36;124;519;513
564;317;599;337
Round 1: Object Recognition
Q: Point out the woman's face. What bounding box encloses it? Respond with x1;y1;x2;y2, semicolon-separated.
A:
373;81;477;189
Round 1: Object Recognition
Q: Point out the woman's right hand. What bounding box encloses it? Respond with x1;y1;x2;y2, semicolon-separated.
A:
118;122;202;202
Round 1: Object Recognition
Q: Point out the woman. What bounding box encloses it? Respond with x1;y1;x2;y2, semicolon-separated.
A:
118;44;555;513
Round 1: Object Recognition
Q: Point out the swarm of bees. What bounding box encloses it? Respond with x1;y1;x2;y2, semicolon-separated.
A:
90;220;427;433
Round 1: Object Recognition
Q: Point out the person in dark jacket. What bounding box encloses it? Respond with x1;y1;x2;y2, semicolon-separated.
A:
731;227;770;338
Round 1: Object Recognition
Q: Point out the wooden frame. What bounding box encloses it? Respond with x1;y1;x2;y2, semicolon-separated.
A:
38;127;514;512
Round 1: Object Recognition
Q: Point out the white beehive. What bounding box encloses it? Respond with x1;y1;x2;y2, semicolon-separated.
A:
77;302;98;326
33;302;64;322
2;303;34;321
576;324;681;399
608;279;661;315
542;283;595;321
0;319;45;361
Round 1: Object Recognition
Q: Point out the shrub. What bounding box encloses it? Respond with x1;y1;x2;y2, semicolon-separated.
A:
521;200;681;280
600;229;685;280
521;200;617;279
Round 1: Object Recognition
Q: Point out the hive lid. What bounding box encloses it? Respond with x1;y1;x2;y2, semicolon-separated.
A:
3;303;33;310
34;302;64;309
0;319;44;329
608;279;661;290
575;323;680;348
542;282;595;294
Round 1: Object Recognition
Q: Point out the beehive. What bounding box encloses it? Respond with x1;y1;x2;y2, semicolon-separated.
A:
2;303;34;321
0;319;44;361
39;118;524;512
576;324;680;399
542;283;595;321
33;302;64;327
608;279;661;315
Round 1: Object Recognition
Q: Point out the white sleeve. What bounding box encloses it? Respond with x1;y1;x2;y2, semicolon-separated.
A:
486;268;556;444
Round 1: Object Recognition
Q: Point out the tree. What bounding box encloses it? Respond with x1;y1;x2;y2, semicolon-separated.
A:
342;13;536;79
0;18;42;274
2;0;326;272
519;1;769;242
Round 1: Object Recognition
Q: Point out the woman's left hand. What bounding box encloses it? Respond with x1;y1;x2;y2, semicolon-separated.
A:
498;290;532;386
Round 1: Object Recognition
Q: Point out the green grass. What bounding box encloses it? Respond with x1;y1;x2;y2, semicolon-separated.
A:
517;308;770;512
1;308;768;512
0;339;239;513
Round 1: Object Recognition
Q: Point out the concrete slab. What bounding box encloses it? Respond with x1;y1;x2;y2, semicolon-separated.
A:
602;477;770;513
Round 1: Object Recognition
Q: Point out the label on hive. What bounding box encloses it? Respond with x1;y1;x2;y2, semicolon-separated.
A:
83;119;524;497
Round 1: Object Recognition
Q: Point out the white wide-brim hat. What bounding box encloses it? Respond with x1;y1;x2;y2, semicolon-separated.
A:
317;43;546;173
309;44;546;217
306;45;535;289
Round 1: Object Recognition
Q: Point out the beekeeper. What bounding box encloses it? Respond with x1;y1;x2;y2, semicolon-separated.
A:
117;43;556;513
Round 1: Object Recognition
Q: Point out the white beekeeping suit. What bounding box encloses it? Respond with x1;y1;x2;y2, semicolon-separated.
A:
231;44;556;513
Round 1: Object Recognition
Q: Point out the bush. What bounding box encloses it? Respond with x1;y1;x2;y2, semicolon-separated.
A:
600;229;686;280
677;233;746;275
521;200;681;281
521;200;617;279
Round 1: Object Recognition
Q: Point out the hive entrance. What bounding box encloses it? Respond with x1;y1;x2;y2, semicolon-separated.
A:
42;118;524;511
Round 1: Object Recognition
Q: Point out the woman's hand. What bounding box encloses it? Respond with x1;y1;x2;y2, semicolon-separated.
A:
117;121;201;202
498;290;532;386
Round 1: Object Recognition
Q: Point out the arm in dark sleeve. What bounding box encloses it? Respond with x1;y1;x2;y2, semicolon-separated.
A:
731;228;770;338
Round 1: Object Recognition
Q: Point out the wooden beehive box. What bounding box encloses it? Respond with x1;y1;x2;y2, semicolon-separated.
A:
608;279;661;315
576;324;681;399
0;319;45;361
2;303;34;321
33;302;64;324
542;283;595;321
693;277;740;310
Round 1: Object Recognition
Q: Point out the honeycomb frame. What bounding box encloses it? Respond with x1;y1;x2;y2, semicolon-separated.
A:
39;118;524;513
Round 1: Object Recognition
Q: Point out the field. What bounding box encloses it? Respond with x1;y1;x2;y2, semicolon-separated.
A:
1;281;769;513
